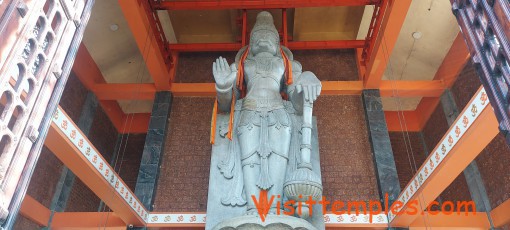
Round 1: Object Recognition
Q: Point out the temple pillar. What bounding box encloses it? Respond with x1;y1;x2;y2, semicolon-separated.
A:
362;90;401;207
134;91;172;210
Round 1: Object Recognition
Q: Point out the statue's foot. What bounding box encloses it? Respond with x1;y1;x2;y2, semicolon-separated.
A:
268;208;284;215
245;209;259;216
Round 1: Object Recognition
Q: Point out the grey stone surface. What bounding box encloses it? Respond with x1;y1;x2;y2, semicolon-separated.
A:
362;90;401;206
134;91;172;210
206;115;323;230
213;214;318;230
207;11;324;230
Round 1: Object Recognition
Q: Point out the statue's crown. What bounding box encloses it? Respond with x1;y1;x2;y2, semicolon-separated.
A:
251;11;279;40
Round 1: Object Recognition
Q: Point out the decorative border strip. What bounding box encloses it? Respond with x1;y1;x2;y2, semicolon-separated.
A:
388;88;489;221
146;213;388;225
148;213;207;224
52;108;149;222
324;214;388;224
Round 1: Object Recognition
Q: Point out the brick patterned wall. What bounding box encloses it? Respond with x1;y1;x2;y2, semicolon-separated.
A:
389;132;427;190
87;106;118;163
450;61;510;209
59;72;89;122
154;95;379;212
175;52;237;83
13;215;41;229
174;49;359;83
292;49;359;81
25;147;64;207
115;133;146;190
315;95;379;209
154;97;214;212
451;62;481;110
421;102;473;209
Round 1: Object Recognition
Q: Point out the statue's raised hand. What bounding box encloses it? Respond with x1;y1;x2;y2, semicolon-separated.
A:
213;57;237;90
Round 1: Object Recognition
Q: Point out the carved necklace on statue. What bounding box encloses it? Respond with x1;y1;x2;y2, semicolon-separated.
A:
254;56;274;73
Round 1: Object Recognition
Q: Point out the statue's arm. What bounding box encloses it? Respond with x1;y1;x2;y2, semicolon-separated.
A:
286;60;321;113
213;57;239;112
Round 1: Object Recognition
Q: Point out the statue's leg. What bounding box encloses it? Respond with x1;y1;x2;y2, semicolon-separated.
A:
241;154;260;215
267;123;291;214
267;154;287;214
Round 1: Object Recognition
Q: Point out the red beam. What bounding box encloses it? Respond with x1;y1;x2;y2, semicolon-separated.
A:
491;198;510;227
51;212;126;230
433;32;470;88
364;0;412;88
155;0;379;10
282;9;288;47
20;195;50;227
287;40;365;50
46;108;147;225
169;40;365;52
390;87;499;226
119;0;171;90
169;43;243;52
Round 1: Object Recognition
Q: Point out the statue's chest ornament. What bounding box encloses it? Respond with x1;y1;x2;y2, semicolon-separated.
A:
245;57;284;84
255;57;274;73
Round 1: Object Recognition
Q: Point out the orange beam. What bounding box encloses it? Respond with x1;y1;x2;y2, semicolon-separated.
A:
491;198;510;227
99;101;150;134
356;48;366;81
414;97;441;129
118;0;171;90
51;212;126;230
73;43;149;134
433;32;471;88
73;43;106;89
321;81;364;95
93;83;156;100
408;212;490;229
384;111;421;132
170;83;216;96
390;87;499;226
19;195;50;227
169;40;366;52
46;107;147;226
156;0;378;10
364;0;412;88
379;80;446;97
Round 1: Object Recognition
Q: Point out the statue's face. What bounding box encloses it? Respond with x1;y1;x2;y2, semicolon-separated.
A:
250;30;278;55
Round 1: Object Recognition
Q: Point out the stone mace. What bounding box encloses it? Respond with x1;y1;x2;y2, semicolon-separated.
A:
283;95;322;219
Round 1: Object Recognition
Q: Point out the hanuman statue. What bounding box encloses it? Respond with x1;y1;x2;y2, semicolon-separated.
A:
211;11;322;219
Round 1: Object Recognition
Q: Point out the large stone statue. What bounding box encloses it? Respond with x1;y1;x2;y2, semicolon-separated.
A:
207;11;324;230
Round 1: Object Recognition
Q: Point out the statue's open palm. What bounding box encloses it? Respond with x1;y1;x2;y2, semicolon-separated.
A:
213;57;237;89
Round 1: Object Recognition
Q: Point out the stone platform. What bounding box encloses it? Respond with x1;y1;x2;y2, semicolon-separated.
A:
212;214;318;230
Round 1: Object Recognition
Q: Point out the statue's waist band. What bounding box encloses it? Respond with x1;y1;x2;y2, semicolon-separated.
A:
241;98;284;111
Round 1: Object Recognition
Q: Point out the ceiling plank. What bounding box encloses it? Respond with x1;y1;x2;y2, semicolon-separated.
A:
155;0;379;10
364;0;412;88
118;0;171;90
